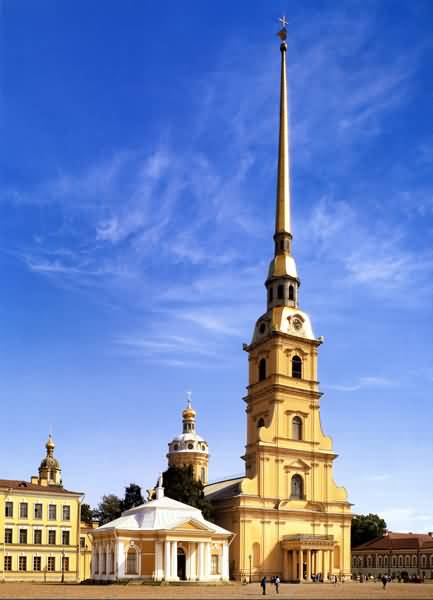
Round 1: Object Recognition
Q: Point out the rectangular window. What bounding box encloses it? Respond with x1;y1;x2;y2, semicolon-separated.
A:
48;530;56;545
33;556;41;571
62;505;71;521
62;531;70;545
47;556;55;572
48;504;57;520
34;529;42;545
4;556;12;571
19;556;27;571
19;502;28;519
19;529;28;544
34;503;43;519
62;556;69;572
80;536;85;548
5;528;13;544
211;554;220;575
5;501;13;518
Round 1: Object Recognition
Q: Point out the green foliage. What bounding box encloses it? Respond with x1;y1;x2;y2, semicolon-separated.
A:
351;513;387;548
95;494;122;525
121;483;144;511
161;465;214;521
80;502;94;524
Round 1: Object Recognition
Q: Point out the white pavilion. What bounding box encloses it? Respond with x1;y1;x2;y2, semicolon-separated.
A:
90;477;232;582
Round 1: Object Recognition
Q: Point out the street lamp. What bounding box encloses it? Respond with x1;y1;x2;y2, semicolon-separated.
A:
248;554;252;583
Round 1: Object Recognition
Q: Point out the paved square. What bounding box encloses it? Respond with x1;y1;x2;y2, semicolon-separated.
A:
0;582;432;599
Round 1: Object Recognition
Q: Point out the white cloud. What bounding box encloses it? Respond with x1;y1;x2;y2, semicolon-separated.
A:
326;376;393;393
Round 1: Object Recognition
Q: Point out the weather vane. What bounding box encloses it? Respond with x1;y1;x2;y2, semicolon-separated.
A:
278;15;288;42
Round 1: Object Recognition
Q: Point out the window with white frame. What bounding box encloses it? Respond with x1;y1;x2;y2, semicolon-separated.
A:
5;502;13;518
34;530;42;545
34;503;42;519
62;531;70;545
19;503;28;519
126;547;137;575
33;556;41;571
211;554;220;575
48;530;56;545
19;556;27;571
48;504;57;520
47;556;55;572
4;528;13;544
19;529;28;544
4;556;12;571
62;505;70;521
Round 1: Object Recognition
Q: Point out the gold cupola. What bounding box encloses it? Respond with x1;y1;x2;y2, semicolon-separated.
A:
167;393;209;484
38;434;62;486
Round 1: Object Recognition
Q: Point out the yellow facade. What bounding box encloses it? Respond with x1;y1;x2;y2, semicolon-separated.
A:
205;25;352;582
1;437;92;582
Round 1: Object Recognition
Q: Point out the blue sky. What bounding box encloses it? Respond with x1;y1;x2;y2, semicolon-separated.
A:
1;0;432;532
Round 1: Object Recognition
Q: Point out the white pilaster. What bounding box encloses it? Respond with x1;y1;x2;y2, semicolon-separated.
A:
306;549;312;580
198;542;204;580
164;541;171;581
190;543;197;580
116;541;125;579
298;549;303;582
185;543;191;580
155;542;163;581
205;542;211;579
171;540;178;580
222;542;229;580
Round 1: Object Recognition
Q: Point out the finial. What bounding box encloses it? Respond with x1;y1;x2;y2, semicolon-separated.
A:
156;472;164;500
277;15;288;43
186;391;192;409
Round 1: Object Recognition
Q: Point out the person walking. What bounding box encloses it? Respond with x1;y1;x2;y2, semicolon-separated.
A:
274;575;280;593
381;574;388;589
260;576;267;595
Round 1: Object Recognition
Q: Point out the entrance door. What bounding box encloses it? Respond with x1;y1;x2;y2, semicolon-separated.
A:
177;547;186;580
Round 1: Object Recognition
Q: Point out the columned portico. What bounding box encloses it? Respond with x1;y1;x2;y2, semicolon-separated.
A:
281;535;335;582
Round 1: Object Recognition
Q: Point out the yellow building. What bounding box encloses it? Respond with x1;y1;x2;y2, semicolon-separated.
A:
167;393;209;484
1;436;91;582
205;23;352;582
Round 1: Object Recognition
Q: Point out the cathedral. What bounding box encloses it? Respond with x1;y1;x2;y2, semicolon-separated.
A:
204;24;352;581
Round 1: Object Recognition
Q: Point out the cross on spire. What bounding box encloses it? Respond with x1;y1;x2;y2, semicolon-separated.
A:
279;15;288;27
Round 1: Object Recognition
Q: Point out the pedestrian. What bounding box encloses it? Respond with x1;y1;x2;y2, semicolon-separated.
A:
274;575;280;593
260;575;267;595
381;574;388;589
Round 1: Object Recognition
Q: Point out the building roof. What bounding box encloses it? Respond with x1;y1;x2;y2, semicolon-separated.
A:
204;476;244;501
353;532;433;552
0;479;81;496
93;495;231;537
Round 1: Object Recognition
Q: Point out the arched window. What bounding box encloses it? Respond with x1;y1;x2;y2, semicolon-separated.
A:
268;287;273;303
378;556;383;568
405;555;410;567
412;555;417;567
398;555;403;567
252;542;260;568
383;556;388;567
430;555;433;567
110;551;115;574
258;358;266;381
290;474;304;499
289;285;294;301
126;547;138;575
256;417;265;428
392;556;397;567
292;355;302;379
277;285;284;299
292;416;302;440
421;555;427;568
201;467;206;482
367;556;372;568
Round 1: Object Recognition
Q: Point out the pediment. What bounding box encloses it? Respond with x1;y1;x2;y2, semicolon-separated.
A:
285;458;311;472
172;518;211;532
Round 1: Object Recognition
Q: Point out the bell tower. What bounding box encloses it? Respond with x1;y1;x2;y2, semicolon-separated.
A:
206;20;352;583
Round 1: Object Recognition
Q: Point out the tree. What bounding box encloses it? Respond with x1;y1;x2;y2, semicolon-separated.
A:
351;513;387;548
161;465;214;521
121;483;144;511
95;494;122;525
80;502;94;524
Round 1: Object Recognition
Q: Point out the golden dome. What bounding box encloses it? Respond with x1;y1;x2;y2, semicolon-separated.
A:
46;435;55;451
182;406;196;420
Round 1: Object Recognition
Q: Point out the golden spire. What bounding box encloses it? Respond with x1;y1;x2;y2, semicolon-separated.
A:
275;16;291;237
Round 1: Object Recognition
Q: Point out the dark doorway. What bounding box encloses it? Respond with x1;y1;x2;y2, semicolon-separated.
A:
177;547;186;580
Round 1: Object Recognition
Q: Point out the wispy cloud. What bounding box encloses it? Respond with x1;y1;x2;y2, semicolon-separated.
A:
326;376;393;393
